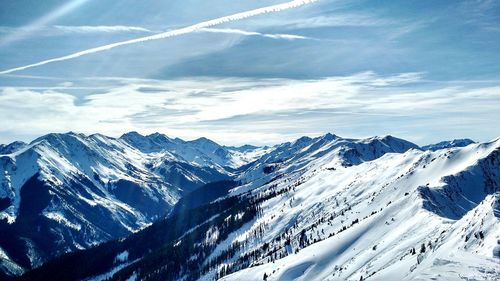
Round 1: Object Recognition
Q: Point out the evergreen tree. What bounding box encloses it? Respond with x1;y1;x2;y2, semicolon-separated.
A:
420;243;426;253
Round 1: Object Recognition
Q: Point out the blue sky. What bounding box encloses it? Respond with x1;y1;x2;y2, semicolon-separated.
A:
0;0;499;145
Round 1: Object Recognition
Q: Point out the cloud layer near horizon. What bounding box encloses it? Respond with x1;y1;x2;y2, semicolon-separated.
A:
1;72;499;146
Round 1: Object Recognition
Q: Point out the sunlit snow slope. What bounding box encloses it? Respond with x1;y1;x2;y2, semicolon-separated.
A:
218;138;500;281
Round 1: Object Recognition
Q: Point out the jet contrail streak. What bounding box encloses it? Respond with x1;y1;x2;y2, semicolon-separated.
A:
0;0;319;74
199;28;311;40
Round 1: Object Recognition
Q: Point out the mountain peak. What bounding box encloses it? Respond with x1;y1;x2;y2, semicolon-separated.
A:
292;136;313;146
30;132;84;146
120;131;144;139
89;133;114;140
187;137;221;150
191;136;215;143
422;138;476;151
0;141;27;155
146;132;175;143
320;132;338;141
120;131;175;153
373;134;419;147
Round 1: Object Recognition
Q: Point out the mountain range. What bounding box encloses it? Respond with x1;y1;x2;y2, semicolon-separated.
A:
0;132;498;281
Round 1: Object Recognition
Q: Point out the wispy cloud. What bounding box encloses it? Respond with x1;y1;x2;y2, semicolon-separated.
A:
292;14;391;28
1;72;499;145
259;14;394;29
53;25;153;34
198;28;311;40
0;0;319;75
0;25;153;35
0;0;89;47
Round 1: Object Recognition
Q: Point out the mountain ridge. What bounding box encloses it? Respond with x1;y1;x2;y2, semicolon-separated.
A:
1;132;498;280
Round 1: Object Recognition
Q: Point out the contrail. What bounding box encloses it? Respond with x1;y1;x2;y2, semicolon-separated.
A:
198;28;312;40
0;0;319;75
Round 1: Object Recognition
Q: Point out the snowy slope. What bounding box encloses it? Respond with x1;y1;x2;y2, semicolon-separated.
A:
218;138;500;281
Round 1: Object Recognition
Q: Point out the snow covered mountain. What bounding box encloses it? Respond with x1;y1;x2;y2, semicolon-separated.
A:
0;141;27;155
237;133;419;185
421;139;476;151
0;132;264;278
221;137;500;281
3;133;500;281
121;132;270;169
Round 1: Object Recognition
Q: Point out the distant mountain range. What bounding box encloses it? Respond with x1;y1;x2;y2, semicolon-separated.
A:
421;138;476;151
1;132;498;281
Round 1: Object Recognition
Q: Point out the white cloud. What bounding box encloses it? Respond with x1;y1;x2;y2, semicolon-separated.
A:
1;72;499;145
